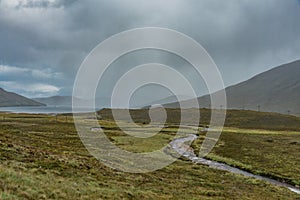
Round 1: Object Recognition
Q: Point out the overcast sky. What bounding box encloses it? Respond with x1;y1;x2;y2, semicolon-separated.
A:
0;0;300;98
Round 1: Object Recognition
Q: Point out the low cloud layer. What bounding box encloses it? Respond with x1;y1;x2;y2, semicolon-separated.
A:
0;0;300;98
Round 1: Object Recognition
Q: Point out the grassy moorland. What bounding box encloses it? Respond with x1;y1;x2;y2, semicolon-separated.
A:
192;127;300;186
98;108;300;131
0;111;299;199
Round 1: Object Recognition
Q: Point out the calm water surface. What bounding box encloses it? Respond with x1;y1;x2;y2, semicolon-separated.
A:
0;106;99;114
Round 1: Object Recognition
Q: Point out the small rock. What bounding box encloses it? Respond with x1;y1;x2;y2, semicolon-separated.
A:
7;143;13;148
289;141;299;145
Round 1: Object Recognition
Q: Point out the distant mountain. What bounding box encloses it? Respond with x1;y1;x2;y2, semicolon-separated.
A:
34;96;74;106
35;94;193;109
0;88;45;107
140;95;192;108
34;96;112;108
164;60;300;115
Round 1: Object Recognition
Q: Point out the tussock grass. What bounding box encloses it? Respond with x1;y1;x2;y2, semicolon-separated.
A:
0;112;299;199
192;129;300;187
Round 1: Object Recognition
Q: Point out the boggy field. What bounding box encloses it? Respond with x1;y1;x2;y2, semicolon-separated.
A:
0;109;299;199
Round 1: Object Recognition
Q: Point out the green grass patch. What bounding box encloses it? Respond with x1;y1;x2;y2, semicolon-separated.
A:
192;129;300;187
0;112;299;199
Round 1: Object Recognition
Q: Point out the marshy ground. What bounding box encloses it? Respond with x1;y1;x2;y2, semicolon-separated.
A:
0;110;299;199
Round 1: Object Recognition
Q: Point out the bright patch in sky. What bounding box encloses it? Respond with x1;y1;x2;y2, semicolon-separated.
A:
0;65;62;97
0;65;62;79
1;0;57;8
0;81;60;97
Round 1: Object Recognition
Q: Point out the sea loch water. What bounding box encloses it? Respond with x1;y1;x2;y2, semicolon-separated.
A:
0;106;98;114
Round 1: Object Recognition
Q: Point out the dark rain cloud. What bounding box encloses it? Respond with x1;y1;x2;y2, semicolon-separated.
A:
0;0;300;97
15;0;78;9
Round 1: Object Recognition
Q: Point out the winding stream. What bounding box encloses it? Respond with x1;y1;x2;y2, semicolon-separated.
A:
169;134;300;195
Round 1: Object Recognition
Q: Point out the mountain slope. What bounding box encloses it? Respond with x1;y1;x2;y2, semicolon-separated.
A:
164;60;300;115
139;95;192;108
34;96;111;108
0;88;45;107
33;96;73;106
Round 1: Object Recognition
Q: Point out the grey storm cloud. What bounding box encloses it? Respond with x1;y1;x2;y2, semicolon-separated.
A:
0;0;300;97
16;0;78;8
